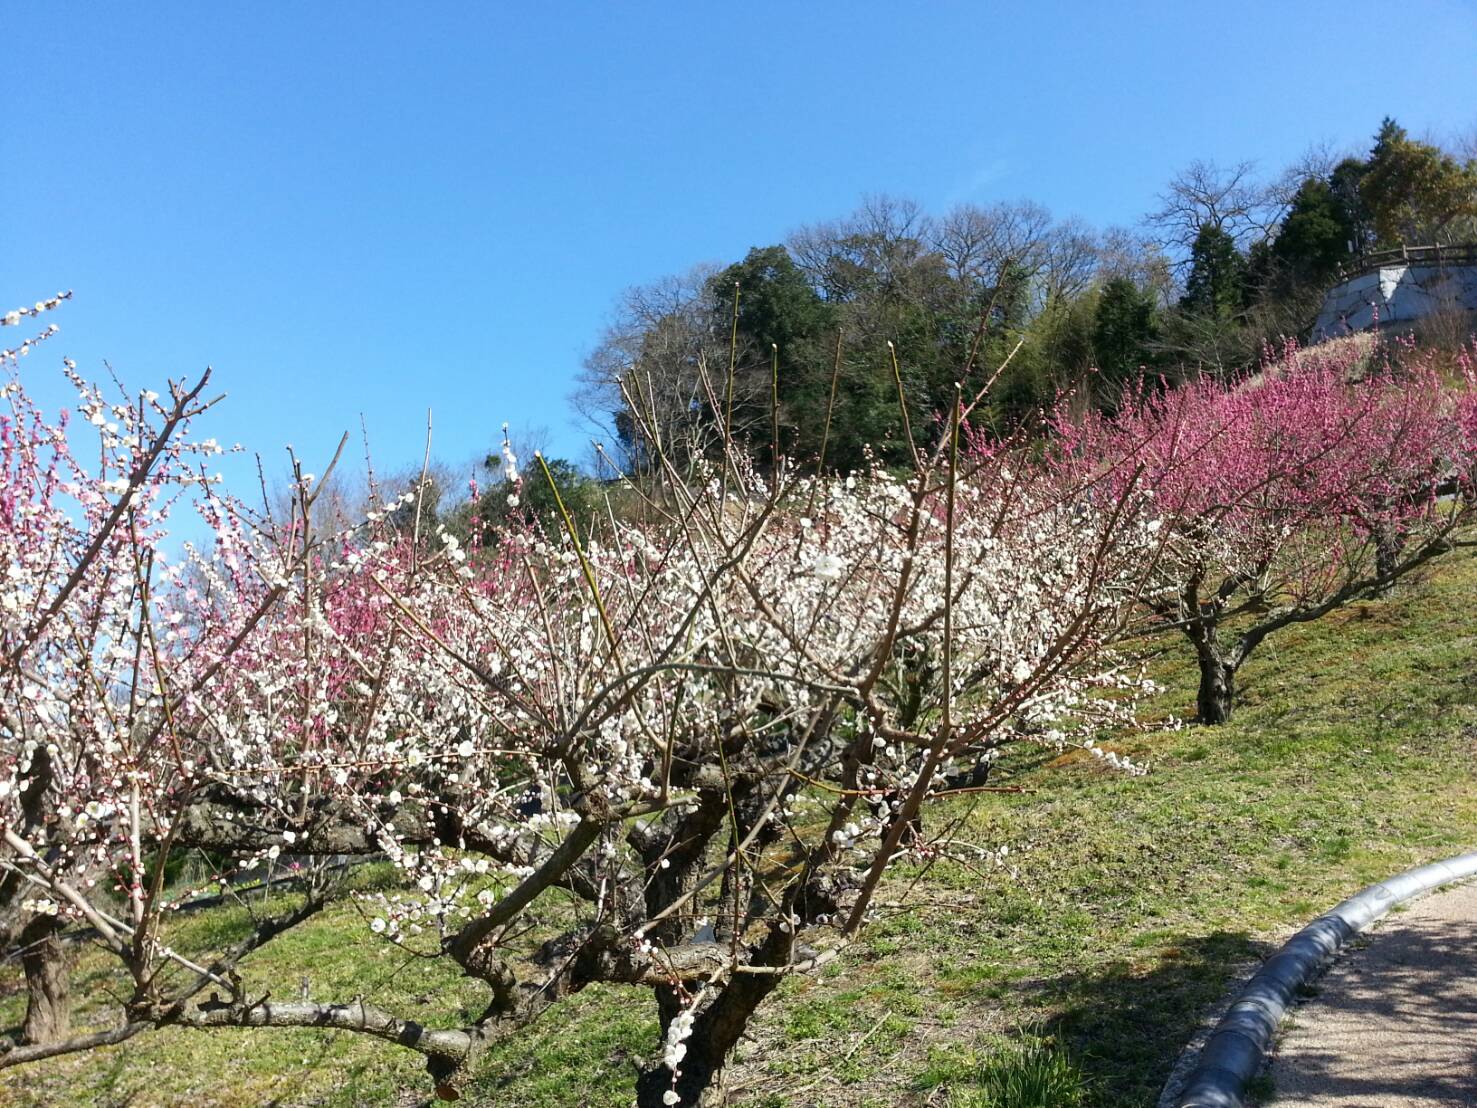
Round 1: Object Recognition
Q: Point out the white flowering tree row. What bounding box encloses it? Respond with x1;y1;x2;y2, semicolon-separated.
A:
0;298;1163;1105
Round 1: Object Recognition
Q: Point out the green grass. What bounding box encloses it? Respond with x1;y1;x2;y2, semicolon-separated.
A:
3;556;1476;1106
918;1028;1090;1107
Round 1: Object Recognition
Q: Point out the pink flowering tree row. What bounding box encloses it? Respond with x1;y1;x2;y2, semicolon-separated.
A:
1051;336;1477;723
0;301;1162;1105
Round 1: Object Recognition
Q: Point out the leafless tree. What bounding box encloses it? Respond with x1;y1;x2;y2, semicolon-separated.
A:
1146;158;1274;259
1097;226;1177;305
789;194;936;301
932;200;1053;287
1038;216;1102;304
571;264;765;479
1450;123;1477;165
1262;141;1348;228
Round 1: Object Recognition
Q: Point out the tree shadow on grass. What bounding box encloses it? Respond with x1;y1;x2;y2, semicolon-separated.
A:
1015;912;1477;1107
1022;931;1271;1108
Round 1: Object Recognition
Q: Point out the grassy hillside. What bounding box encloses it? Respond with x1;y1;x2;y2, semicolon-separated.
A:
3;555;1475;1107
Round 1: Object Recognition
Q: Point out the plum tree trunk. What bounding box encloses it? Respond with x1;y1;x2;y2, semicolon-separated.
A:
633;1006;739;1108
633;928;792;1107
1373;523;1406;597
1196;655;1235;724
19;914;69;1044
635;1051;728;1108
14;745;69;1046
1189;623;1237;725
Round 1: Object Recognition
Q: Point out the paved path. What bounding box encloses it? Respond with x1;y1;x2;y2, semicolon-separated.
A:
1268;880;1477;1106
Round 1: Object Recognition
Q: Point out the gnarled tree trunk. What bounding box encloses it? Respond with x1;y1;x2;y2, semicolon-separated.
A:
1188;621;1237;725
1373;522;1406;597
10;746;70;1044
19;914;69;1044
633;928;792;1107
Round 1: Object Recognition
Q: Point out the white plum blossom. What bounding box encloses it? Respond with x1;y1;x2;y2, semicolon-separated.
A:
662;999;699;1071
809;550;844;579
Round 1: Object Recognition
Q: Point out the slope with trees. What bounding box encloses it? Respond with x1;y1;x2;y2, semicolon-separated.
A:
0;298;1165;1105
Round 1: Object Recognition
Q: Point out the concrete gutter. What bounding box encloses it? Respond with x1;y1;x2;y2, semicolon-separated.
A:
1167;851;1477;1108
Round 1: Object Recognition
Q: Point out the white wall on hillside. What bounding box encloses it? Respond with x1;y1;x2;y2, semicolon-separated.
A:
1313;264;1477;340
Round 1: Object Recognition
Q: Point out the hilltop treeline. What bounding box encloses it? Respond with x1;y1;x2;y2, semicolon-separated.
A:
576;118;1477;475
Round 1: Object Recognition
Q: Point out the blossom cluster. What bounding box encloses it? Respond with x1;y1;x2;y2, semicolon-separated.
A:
1050;337;1475;614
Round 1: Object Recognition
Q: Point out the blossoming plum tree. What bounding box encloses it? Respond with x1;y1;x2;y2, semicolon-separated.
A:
1054;337;1477;723
0;301;281;1045
0;301;1160;1105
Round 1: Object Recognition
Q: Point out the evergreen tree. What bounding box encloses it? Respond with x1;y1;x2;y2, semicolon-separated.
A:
710;247;836;466
1092;278;1159;398
1270;178;1354;290
1360;117;1477;246
1181;225;1247;317
1328;157;1373;256
454;456;603;545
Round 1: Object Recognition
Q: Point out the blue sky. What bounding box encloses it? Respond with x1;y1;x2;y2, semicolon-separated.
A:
6;2;1476;493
